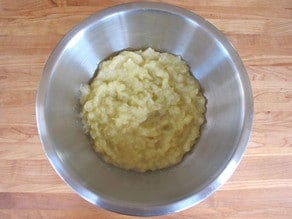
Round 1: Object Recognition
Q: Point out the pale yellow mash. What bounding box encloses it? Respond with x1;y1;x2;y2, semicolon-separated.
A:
80;48;206;172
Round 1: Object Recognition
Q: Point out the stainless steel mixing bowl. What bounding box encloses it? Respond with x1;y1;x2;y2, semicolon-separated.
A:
36;2;253;216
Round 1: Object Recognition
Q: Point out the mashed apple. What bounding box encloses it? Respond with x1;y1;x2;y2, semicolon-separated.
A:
80;48;206;172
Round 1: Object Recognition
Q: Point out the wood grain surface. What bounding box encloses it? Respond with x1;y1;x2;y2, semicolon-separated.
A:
0;0;291;218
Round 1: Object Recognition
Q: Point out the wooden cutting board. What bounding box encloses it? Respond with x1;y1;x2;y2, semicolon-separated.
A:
0;0;291;218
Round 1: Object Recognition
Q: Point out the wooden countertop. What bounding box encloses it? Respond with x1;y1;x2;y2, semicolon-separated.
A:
0;0;291;218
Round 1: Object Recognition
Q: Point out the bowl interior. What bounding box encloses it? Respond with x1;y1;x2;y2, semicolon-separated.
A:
37;3;253;216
